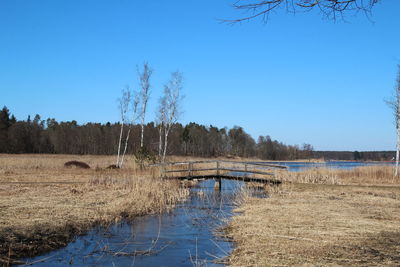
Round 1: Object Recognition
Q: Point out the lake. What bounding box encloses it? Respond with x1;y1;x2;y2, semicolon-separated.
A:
256;161;395;172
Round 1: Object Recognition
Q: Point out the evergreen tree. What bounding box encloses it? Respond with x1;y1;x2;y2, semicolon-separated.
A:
0;106;11;152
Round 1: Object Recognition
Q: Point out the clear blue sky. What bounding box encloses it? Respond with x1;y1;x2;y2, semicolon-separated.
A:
1;0;399;151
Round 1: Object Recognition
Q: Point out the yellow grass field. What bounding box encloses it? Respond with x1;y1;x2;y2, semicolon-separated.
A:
228;166;400;266
0;154;188;265
3;154;399;266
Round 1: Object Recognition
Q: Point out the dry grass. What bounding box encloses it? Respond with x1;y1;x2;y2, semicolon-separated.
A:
0;154;188;264
228;166;400;266
275;165;399;185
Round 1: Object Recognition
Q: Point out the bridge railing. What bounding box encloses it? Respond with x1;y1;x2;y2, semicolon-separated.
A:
150;160;287;181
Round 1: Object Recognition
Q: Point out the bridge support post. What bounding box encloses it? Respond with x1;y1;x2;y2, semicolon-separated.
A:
214;178;222;191
188;162;192;178
244;163;248;181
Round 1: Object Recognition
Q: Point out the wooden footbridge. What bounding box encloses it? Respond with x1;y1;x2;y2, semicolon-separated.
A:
151;160;287;189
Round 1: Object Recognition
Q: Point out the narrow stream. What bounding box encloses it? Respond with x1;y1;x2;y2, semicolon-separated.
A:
22;161;385;266
23;179;255;266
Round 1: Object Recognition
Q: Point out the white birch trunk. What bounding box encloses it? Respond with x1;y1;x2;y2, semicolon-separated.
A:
396;126;400;176
140;115;145;148
116;123;124;166
396;79;400;177
158;124;163;158
120;126;131;168
162;128;170;163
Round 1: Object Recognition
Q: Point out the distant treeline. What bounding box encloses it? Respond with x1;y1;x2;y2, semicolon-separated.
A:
0;106;315;160
313;151;395;161
0;106;393;161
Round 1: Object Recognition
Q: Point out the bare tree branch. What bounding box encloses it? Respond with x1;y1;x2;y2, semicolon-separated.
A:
119;92;140;168
138;62;153;149
159;71;184;163
116;86;131;167
225;0;379;23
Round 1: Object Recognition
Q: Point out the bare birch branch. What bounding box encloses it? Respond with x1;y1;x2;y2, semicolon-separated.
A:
120;92;140;168
160;71;184;163
116;86;131;167
138;62;153;149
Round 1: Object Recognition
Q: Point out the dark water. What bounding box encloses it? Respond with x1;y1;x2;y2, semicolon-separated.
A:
23;179;249;267
257;161;395;172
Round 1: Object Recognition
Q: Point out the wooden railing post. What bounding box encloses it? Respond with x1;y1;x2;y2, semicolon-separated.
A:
154;160;283;183
188;162;192;177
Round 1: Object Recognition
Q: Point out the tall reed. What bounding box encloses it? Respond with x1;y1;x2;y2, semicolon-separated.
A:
275;165;398;185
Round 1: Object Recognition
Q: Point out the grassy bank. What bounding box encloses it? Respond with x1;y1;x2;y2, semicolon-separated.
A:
275;165;397;185
0;154;188;265
228;166;400;266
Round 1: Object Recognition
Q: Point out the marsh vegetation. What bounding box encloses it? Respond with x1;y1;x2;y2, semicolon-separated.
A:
0;154;188;265
227;166;400;266
1;154;399;266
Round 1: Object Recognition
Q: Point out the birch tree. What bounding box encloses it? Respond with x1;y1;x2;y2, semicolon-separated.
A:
138;63;153;149
386;65;400;176
156;94;167;158
116;86;131;167
159;71;183;162
119;92;140;168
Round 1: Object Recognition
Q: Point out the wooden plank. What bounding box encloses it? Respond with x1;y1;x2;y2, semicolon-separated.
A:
149;160;287;169
164;168;274;176
164;174;282;185
214;160;288;169
245;162;288;169
219;168;274;176
150;160;210;166
164;168;218;173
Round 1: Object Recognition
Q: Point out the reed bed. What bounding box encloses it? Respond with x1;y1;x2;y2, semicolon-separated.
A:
227;165;400;266
275;165;399;185
0;154;188;265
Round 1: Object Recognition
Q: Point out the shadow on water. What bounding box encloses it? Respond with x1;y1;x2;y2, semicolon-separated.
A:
23;179;261;267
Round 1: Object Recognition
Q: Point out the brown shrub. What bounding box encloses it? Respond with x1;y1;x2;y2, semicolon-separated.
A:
106;164;120;169
64;160;90;169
